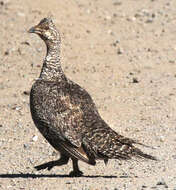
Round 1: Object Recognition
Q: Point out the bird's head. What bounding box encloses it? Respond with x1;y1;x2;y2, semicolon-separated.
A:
28;17;59;43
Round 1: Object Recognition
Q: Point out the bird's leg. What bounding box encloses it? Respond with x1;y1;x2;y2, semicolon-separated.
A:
34;154;69;171
69;158;83;177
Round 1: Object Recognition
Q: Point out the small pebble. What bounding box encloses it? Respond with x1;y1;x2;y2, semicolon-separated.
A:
127;17;136;22
107;29;113;35
159;136;165;142
106;15;111;20
23;143;30;149
4;50;9;55
134;13;143;18
32;135;38;142
113;0;122;6
86;30;91;33
23;91;30;96
16;106;21;111
17;12;25;17
11;105;21;111
146;18;153;23
112;40;120;47
0;1;4;6
152;13;156;18
37;47;42;52
18;48;22;55
86;9;91;14
28;158;34;164
132;77;139;83
156;179;168;188
141;185;147;189
172;155;176;159
36;64;41;68
117;47;123;54
21;41;30;46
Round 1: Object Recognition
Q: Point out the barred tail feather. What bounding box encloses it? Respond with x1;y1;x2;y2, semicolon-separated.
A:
133;147;157;161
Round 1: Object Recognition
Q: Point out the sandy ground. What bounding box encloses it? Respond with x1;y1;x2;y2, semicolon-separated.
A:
0;0;176;189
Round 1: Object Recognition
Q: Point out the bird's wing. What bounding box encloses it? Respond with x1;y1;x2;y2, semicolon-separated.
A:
47;89;96;165
54;94;84;148
51;80;98;147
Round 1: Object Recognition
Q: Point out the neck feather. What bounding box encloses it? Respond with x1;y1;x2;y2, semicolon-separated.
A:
39;37;65;81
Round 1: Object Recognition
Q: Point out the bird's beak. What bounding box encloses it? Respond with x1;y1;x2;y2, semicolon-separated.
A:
28;26;41;34
28;26;36;33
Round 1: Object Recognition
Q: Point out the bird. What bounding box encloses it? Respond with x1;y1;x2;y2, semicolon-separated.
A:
28;17;156;177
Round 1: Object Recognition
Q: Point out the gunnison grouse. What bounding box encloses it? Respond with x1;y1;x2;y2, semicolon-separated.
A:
29;17;156;177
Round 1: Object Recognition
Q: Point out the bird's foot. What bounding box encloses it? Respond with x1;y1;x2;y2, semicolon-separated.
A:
69;170;83;177
34;156;70;171
34;162;54;171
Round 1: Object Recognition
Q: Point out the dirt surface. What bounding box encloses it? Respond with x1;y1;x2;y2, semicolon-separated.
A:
0;0;176;189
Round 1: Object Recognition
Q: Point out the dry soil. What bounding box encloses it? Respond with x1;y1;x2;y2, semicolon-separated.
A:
0;0;176;189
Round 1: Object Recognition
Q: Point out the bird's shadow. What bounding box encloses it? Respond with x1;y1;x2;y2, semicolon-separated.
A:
0;173;119;179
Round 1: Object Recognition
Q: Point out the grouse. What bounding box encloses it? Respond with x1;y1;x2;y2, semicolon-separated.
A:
28;17;156;177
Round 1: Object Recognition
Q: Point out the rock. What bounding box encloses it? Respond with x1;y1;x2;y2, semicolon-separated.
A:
127;17;136;22
141;185;147;189
107;29;113;35
156;179;168;188
32;135;38;142
105;15;111;20
0;1;4;6
17;12;25;17
86;30;91;34
113;0;122;6
112;40;120;47
117;47;123;54
11;105;22;111
86;9;91;14
159;136;165;142
21;41;30;46
132;77;139;83
146;18;153;23
151;13;156;18
4;50;9;55
23;91;30;96
28;158;34;164
23;143;30;150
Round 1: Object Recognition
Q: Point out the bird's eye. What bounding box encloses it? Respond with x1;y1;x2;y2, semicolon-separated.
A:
44;25;49;30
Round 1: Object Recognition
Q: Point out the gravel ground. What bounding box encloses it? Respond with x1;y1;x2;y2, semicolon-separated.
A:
0;0;176;189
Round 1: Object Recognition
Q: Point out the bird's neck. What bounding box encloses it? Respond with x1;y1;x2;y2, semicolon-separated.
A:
39;39;65;81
